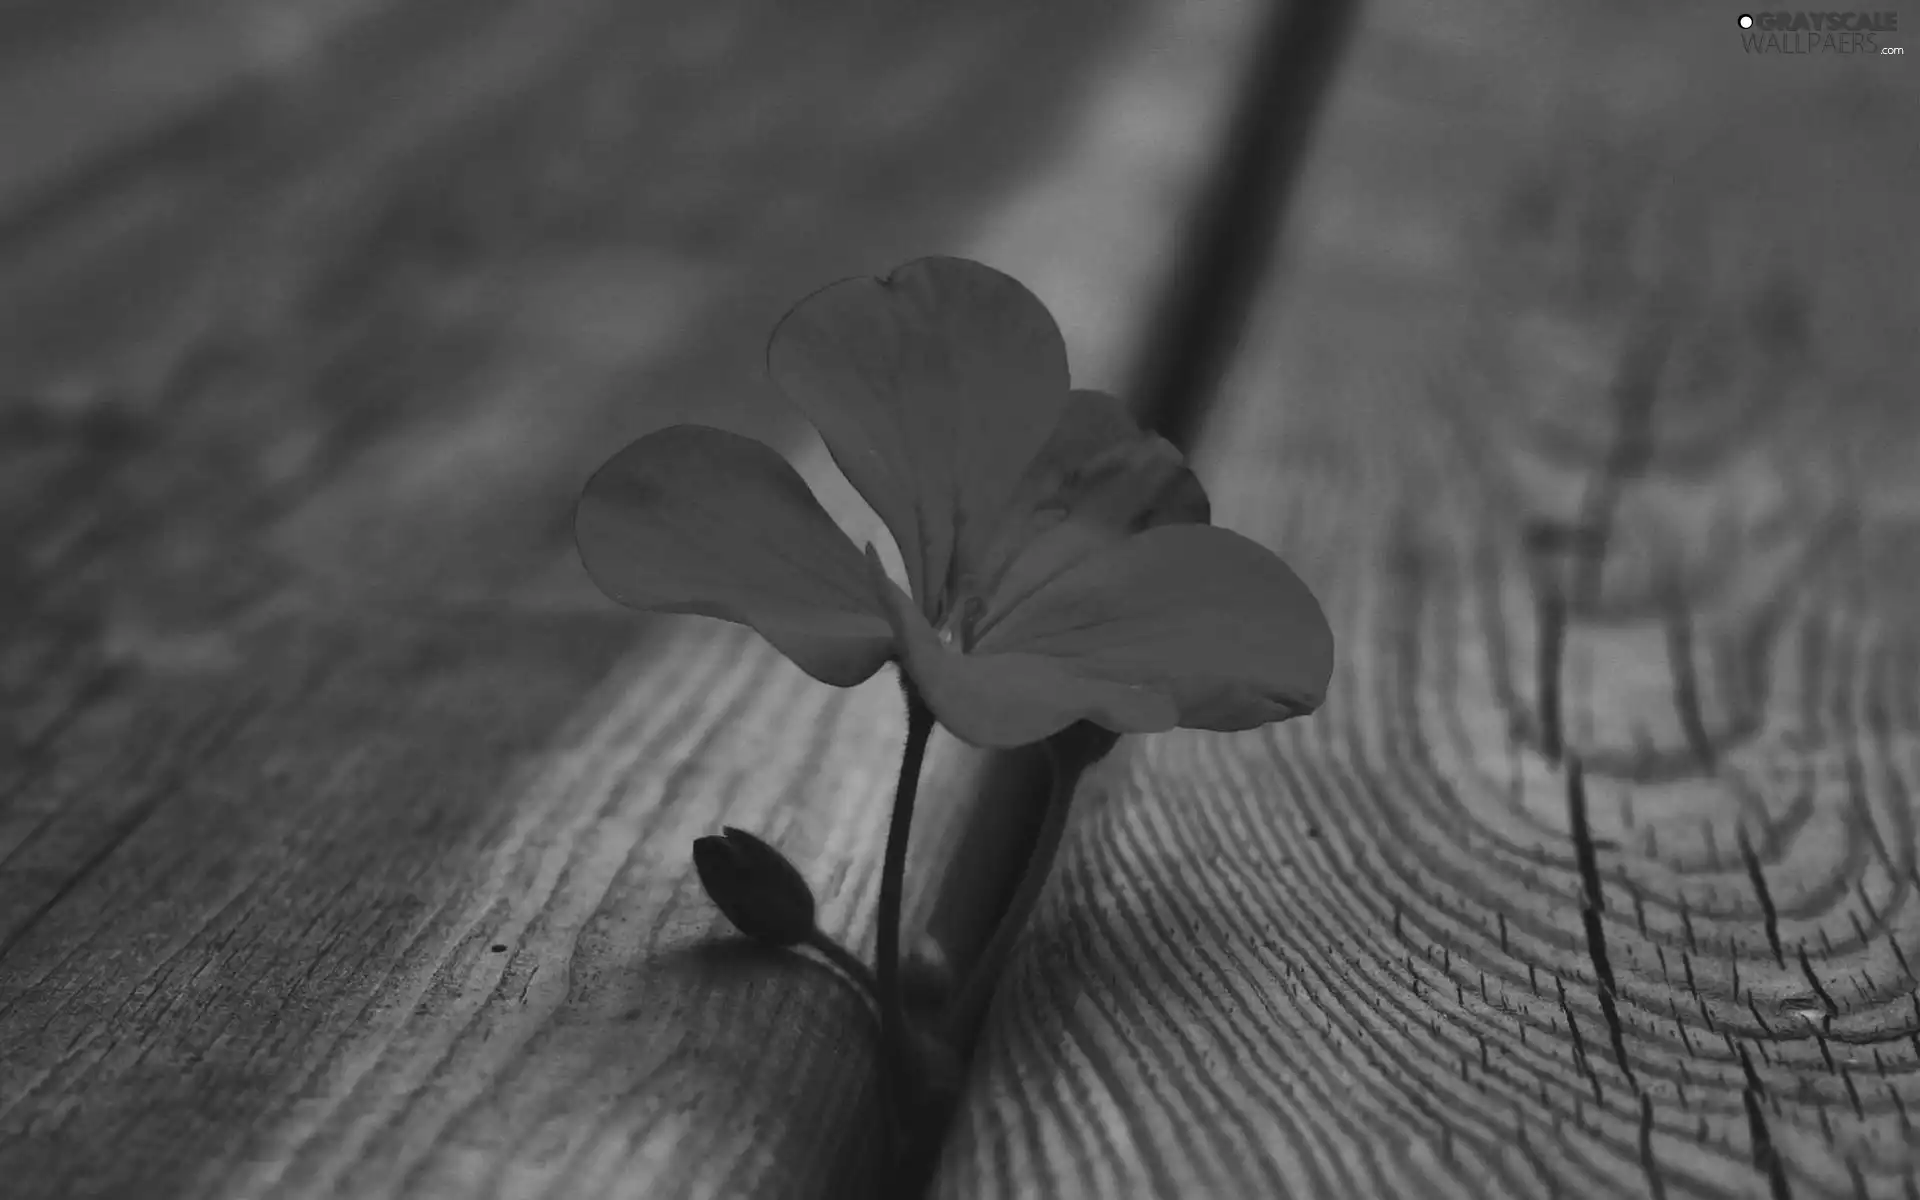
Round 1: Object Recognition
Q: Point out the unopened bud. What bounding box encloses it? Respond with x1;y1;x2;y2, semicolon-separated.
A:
692;826;817;948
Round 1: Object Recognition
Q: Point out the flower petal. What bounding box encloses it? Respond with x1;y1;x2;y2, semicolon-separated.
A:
959;388;1210;646
767;257;1071;623
864;547;1176;748
973;524;1333;730
576;425;895;687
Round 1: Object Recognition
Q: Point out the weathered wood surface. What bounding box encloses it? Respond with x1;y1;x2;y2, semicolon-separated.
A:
937;4;1920;1198
0;2;1262;1197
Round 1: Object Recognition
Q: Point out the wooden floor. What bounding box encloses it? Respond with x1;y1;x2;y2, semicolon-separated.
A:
3;2;1917;1199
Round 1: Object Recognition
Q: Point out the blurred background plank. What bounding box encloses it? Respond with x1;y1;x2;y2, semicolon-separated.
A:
0;1;1266;1196
937;3;1920;1198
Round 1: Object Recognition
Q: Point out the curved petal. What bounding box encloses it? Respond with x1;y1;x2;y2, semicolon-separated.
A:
865;548;1176;748
973;524;1333;730
767;257;1071;624
576;425;895;687
958;388;1210;647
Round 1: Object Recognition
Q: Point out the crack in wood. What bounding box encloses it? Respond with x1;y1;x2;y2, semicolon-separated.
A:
1740;824;1787;969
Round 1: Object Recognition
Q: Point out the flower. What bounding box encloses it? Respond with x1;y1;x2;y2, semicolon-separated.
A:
575;257;1332;747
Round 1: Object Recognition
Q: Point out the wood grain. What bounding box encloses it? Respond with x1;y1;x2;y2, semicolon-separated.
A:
935;4;1920;1197
0;3;1207;1196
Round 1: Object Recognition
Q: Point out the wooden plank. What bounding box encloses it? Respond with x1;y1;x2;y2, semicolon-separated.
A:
935;4;1920;1198
0;0;391;225
0;3;1241;1196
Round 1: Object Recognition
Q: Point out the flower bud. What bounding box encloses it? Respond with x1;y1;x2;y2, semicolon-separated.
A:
692;827;818;948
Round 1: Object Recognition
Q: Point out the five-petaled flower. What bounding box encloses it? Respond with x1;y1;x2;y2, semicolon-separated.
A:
575;256;1333;747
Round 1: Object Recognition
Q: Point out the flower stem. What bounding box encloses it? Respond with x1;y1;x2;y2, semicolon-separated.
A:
939;735;1081;1049
804;927;879;1004
878;679;936;1117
